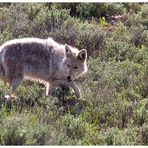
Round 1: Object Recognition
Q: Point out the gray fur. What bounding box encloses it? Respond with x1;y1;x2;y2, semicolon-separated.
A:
0;37;88;98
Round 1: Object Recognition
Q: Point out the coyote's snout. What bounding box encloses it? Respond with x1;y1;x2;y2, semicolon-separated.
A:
0;37;87;98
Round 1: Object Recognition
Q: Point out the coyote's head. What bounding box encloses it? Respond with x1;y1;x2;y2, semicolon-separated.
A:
62;44;87;82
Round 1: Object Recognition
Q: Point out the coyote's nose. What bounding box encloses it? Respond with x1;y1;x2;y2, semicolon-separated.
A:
67;76;72;82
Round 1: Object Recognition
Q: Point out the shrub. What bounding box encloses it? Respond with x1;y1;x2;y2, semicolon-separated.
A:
138;123;148;145
81;58;145;129
0;3;105;57
0;113;50;145
130;24;148;47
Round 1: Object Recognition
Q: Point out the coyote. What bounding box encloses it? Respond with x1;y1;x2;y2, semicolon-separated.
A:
0;38;87;98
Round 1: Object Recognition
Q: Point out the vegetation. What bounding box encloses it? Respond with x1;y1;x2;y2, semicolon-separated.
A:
0;3;148;145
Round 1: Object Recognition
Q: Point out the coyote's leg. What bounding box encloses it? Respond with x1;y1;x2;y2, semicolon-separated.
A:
7;73;23;99
53;80;81;98
11;77;23;92
46;82;53;96
4;59;23;100
4;81;6;86
10;77;23;99
69;81;81;98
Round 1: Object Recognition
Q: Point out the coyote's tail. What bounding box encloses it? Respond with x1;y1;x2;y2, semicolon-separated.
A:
0;52;5;79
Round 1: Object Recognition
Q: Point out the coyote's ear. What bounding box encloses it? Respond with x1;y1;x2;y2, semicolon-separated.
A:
65;44;72;57
78;49;87;61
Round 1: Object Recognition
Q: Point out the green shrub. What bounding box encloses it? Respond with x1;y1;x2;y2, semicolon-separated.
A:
130;24;148;47
76;3;124;20
81;58;146;129
102;127;139;145
0;113;50;145
0;3;105;57
138;123;148;145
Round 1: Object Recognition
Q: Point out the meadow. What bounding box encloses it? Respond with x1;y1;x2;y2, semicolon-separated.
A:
0;3;148;145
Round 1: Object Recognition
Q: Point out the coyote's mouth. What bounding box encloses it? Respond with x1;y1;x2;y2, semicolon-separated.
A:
67;79;72;82
67;76;72;82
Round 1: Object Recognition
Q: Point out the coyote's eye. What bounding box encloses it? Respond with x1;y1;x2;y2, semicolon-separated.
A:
67;64;70;67
74;66;78;69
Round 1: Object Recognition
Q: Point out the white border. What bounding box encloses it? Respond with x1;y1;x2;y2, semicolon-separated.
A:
0;0;148;2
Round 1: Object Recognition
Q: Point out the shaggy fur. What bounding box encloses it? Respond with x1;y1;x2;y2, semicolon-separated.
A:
0;37;87;98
